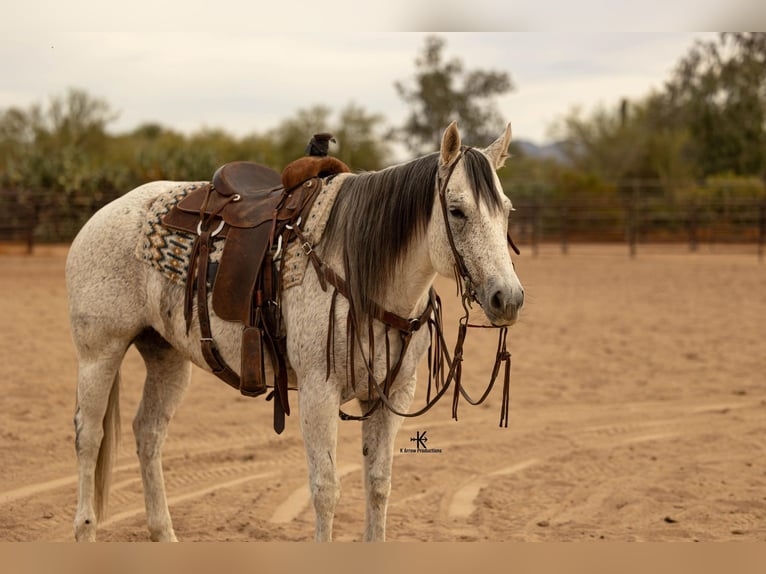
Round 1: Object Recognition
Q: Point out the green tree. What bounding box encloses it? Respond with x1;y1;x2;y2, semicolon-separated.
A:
664;32;766;178
554;94;696;191
266;104;390;171
0;88;118;192
549;33;766;199
332;103;390;170
267;105;333;168
0;90;392;204
394;35;513;154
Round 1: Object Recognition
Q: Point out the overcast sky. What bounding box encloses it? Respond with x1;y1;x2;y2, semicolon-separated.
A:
0;4;746;151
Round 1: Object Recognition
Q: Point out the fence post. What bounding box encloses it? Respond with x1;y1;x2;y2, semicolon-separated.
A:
626;183;638;258
688;199;698;252
560;202;569;255
759;198;765;263
25;224;34;254
26;201;42;255
532;198;541;257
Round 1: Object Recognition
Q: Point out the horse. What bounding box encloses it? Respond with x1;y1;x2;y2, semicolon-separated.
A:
65;120;524;542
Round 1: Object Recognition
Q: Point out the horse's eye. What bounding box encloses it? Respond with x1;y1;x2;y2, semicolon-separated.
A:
449;207;466;219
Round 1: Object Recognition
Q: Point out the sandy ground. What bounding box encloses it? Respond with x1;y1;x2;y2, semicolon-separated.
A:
0;242;764;542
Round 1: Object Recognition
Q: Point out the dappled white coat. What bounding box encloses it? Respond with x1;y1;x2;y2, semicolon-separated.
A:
66;121;523;542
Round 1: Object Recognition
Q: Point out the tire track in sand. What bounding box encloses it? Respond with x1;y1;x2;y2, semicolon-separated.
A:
99;470;277;529
441;398;762;522
0;433;303;506
0;437;302;541
269;464;362;524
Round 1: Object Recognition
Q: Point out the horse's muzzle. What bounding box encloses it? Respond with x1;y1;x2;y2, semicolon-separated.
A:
484;281;524;326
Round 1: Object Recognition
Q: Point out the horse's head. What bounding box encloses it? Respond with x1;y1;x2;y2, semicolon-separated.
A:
428;121;524;326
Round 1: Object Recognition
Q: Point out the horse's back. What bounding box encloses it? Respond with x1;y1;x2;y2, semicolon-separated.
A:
66;182;188;343
69;181;180;255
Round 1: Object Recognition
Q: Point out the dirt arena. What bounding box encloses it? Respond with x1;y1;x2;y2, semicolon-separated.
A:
1;242;764;542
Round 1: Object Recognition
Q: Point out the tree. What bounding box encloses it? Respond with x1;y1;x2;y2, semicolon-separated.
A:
664;32;766;178
267;105;333;169
551;33;766;196
0;88;118;191
554;94;696;191
332;103;390;170
44;88;117;150
266;104;390;171
394;35;513;155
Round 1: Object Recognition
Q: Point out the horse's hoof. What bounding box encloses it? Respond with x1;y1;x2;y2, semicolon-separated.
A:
74;518;97;542
150;529;178;542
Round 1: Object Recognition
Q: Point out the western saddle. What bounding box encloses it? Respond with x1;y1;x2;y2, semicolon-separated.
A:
162;139;350;433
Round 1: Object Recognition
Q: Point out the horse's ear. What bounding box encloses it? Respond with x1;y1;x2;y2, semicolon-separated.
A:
440;121;462;168
484;122;513;169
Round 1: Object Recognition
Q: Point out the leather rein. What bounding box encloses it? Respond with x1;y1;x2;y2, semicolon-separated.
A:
300;147;518;427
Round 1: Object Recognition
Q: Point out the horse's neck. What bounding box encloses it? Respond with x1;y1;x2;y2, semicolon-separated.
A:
379;235;436;320
320;227;435;321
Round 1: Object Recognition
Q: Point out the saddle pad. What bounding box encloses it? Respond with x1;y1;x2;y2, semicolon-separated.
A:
282;173;348;290
136;175;347;293
135;182;224;283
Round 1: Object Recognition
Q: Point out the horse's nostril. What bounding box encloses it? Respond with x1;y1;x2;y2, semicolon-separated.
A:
491;290;504;312
489;285;523;320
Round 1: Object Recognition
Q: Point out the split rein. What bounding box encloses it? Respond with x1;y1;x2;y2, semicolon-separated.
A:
336;288;515;428
333;147;518;427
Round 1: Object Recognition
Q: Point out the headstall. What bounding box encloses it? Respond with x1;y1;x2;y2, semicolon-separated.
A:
328;146;518;427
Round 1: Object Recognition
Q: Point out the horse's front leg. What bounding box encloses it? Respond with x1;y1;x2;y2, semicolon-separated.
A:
299;375;341;542
360;374;416;542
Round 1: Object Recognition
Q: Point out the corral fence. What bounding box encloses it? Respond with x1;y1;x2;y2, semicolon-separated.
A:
2;184;766;260
507;177;766;260
509;196;766;260
0;187;123;252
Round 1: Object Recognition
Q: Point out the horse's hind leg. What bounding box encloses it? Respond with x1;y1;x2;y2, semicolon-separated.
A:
132;329;192;542
73;342;128;542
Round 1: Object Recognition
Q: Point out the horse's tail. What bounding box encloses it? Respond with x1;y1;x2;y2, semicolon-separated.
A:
94;370;121;521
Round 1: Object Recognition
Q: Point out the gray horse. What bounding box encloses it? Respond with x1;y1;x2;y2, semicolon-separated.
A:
66;121;524;542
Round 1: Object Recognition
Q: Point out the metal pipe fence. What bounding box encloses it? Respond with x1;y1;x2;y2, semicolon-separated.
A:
509;195;766;260
0;188;123;253
2;186;766;260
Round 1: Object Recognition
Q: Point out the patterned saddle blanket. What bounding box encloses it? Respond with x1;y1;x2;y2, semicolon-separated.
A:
135;176;344;291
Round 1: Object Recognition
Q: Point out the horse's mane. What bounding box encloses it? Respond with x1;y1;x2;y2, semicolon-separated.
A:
321;148;504;320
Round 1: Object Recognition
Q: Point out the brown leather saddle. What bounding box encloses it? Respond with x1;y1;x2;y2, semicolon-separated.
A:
161;152;349;433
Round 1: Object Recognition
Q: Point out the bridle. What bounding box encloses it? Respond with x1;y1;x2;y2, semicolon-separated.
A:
437;146;520;313
437;147;478;303
330;146;518;427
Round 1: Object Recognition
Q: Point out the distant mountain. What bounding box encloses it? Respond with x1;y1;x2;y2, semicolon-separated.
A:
513;139;570;164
